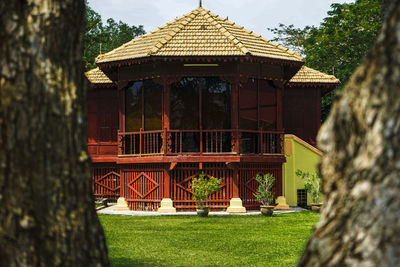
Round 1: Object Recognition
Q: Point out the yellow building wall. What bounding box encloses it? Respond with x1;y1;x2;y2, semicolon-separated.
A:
283;134;322;206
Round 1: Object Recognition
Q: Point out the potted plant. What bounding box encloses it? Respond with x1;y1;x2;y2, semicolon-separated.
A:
296;170;322;212
190;173;222;217
253;173;275;216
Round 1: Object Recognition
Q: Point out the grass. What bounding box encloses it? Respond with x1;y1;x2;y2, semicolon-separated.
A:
99;212;319;267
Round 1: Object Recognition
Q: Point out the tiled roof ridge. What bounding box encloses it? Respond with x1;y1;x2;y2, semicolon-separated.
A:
257;37;303;61
302;66;338;79
96;33;144;62
85;67;113;84
206;9;303;61
96;6;305;63
289;65;340;84
148;8;199;56
202;8;249;55
96;9;195;62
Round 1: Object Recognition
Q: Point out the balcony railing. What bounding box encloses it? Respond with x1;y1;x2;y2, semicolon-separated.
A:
118;129;284;157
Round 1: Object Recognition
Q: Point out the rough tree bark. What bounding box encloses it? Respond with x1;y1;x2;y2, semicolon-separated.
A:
0;1;109;266
299;2;400;266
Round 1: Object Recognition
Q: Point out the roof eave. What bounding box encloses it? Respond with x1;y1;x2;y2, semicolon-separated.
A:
96;55;304;69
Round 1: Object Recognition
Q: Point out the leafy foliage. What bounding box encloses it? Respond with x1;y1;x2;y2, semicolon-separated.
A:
267;24;313;55
268;0;383;120
296;170;322;204
253;173;275;206
190;173;222;208
84;3;145;70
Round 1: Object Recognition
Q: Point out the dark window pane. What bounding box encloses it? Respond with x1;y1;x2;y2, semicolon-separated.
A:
144;80;162;131
126;81;143;132
239;79;257;130
201;77;231;129
171;77;199;130
259;80;277;130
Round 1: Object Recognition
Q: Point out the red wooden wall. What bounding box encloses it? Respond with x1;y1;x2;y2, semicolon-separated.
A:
283;87;321;145
238;163;282;210
92;162;283;211
91;163;120;201
171;163;233;211
121;164;165;211
87;89;119;157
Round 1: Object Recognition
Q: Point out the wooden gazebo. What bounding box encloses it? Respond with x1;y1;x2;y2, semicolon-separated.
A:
86;6;339;212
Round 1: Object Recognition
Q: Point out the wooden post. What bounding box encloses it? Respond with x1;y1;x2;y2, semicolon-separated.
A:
232;167;239;198
163;79;170;130
226;163;246;213
277;88;283;130
231;81;239;154
199;79;203;155
158;168;176;213
257;79;260;129
118;86;126;132
163;169;171;198
115;170;129;211
139;128;142;155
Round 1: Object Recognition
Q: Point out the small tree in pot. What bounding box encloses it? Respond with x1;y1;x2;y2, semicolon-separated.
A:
190;173;222;217
296;169;322;212
253;173;275;216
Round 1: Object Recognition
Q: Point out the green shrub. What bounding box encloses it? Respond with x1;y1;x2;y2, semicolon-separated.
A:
253;173;275;206
190;173;222;208
296;170;322;203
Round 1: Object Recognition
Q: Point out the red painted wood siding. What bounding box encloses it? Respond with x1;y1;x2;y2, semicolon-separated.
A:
91;163;120;200
87;89;119;157
283;87;321;145
238;163;282;210
122;164;165;211
171;163;233;211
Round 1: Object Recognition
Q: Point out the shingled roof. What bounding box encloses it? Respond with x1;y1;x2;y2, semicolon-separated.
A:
96;6;304;64
85;68;113;84
288;66;340;85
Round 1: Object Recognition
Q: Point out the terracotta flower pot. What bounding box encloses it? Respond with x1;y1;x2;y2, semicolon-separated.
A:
311;203;323;213
260;205;274;216
196;207;209;217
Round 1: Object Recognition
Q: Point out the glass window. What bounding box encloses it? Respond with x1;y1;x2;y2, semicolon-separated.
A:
126;81;143;132
259;80;277;130
202;77;231;129
144;80;162;131
171;77;199;130
239;79;257;130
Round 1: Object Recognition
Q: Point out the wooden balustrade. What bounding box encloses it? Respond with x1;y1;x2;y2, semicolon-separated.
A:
239;130;284;154
118;129;283;157
119;130;163;156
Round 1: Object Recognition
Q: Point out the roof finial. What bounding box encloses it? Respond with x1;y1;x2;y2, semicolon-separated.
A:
199;0;202;7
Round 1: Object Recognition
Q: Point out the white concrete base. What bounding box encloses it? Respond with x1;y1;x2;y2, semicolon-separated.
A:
157;198;177;213
114;197;130;211
274;196;290;210
226;198;246;213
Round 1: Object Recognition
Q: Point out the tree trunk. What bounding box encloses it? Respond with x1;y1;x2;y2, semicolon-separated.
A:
299;2;400;266
0;1;109;266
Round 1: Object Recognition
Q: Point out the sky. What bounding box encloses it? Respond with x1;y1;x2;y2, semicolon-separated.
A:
88;0;355;40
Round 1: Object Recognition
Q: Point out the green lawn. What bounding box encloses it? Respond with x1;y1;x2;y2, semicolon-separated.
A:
99;212;319;267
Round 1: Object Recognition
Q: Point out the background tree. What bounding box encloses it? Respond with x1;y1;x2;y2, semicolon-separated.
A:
268;0;383;120
0;0;108;265
299;1;400;265
84;4;145;70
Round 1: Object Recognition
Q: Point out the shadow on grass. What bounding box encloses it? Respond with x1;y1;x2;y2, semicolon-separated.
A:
111;257;169;267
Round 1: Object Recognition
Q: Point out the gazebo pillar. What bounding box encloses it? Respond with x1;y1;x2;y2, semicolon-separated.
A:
158;168;176;213
227;166;246;213
114;173;129;211
158;80;176;213
226;81;246;213
114;83;129;211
